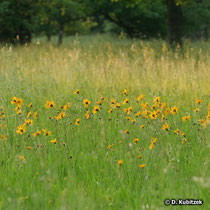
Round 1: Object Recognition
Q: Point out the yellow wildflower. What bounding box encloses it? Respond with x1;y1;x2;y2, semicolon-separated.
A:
85;111;90;119
33;112;38;118
92;106;100;114
16;98;23;107
28;103;32;107
133;138;139;144
19;155;26;161
73;89;80;95
96;100;102;105
140;124;144;129
75;118;80;125
174;129;180;134
182;115;191;122
16;110;22;115
162;123;170;131
151;104;156;110
45;100;55;108
150;111;157;120
194;108;200;112
17;125;26;135
149;144;154;150
165;107;171;116
196;99;203;104
63;102;71;110
123;98;129;105
153;96;160;104
25;119;33;125
107;144;114;150
83;99;91;107
126;116;131;120
171;106;178;115
151;138;157;144
42;129;51;136
137;94;144;102
32;130;40;137
160;102;166;109
139;164;146;168
115;103;121;109
135;111;141;117
117;160;123;166
182;139;187;143
122;89;127;96
181;132;186;137
111;99;116;106
131;119;136;124
50;138;57;144
141;102;148;110
142;110;149;118
27;111;32;118
199;119;207;127
55;112;66;120
124;129;129;134
11;97;17;104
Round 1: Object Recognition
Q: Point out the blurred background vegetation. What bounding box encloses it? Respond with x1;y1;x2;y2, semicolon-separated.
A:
0;0;209;47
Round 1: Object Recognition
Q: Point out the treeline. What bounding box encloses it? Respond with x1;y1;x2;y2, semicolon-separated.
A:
0;0;209;46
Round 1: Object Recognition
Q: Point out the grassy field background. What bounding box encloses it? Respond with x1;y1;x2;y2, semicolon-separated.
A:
0;35;209;209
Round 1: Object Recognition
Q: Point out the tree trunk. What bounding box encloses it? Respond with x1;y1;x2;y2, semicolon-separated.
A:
47;34;51;42
203;25;208;41
166;0;183;48
58;22;64;46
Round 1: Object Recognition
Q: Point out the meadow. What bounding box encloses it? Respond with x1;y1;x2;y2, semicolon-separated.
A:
0;35;209;209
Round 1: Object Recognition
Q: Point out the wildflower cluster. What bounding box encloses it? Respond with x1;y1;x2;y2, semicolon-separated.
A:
0;90;208;169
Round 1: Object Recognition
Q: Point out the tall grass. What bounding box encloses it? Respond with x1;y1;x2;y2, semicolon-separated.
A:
1;35;209;102
0;35;209;209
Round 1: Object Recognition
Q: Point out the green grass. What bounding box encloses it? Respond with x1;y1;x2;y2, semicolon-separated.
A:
0;35;209;209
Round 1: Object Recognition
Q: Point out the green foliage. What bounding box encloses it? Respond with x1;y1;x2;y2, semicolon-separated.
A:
0;0;37;44
0;0;209;43
183;0;210;39
36;0;86;44
87;0;167;38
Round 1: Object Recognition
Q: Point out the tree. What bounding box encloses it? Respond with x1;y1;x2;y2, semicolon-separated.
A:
183;0;210;40
166;0;183;47
0;0;209;45
0;0;37;44
36;0;57;42
88;0;167;38
88;0;209;47
37;0;86;45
